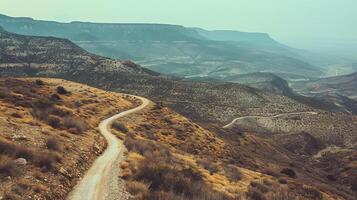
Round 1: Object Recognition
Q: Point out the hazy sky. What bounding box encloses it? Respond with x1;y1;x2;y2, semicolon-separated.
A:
0;0;356;51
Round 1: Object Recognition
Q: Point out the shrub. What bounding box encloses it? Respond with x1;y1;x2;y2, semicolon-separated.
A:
16;147;35;160
326;174;336;182
246;187;266;200
0;139;34;160
63;116;88;134
48;115;62;128
57;86;69;95
36;152;60;170
126;181;149;197
280;168;296;178
250;181;270;194
301;186;323;199
45;137;62;151
266;187;295;200
0;88;10;98
112;122;129;133
51;94;61;101
197;157;219;174
224;165;243;181
11;112;22;118
278;178;287;184
0;156;21;177
35;79;45;86
351;179;357;191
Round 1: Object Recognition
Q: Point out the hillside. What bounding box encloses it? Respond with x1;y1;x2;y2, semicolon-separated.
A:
111;101;355;199
291;72;357;114
0;14;323;80
0;24;356;200
214;72;357;114
0;78;138;199
0;26;157;77
293;72;357;100
1;78;354;200
0;27;316;124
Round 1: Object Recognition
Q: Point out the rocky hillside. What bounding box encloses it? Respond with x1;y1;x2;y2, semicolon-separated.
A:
0;78;138;199
291;72;357;114
0;26;157;77
0;13;323;80
0;28;315;124
112;100;355;199
293;72;357;100
214;72;357;114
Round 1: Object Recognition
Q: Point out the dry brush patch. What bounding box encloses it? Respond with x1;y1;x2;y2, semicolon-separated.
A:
0;78;137;200
116;103;350;200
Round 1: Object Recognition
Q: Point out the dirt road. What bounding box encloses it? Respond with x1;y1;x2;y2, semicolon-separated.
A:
67;96;150;200
223;111;318;128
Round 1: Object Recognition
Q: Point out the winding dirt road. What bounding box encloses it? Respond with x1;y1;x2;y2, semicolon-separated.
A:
223;111;318;129
67;96;149;200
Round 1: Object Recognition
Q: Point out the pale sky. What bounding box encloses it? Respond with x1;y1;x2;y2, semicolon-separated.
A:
0;0;356;53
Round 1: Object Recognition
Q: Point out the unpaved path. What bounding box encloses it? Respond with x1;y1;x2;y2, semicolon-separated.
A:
223;111;318;129
67;96;150;200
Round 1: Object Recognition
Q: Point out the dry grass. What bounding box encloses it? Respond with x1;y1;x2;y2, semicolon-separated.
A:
63;116;88;134
122;136;233;200
0;155;21;177
0;78;138;199
112;121;129;133
45;137;63;151
126;181;149;199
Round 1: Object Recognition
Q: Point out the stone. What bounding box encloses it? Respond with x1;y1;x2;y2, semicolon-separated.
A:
14;158;27;165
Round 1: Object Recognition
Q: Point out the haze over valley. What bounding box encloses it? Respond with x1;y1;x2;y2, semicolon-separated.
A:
0;1;356;200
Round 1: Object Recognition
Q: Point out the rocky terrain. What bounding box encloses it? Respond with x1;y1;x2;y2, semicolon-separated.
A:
0;27;315;124
113;101;355;199
210;72;357;114
292;72;357;100
0;78;138;199
0;26;356;200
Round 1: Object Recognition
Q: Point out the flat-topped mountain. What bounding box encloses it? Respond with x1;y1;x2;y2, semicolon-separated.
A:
0;14;323;80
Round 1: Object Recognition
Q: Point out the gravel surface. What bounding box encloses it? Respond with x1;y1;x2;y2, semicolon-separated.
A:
67;96;149;200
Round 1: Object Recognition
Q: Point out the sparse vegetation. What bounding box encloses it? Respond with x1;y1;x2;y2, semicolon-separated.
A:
35;79;45;86
0;155;21;177
280;168;296;178
126;181;150;199
45;137;62;151
57;86;69;95
63;116;88;134
112;121;129;133
122;135;232;200
197;157;219;174
0;88;10;98
0;138;60;171
0;78;138;199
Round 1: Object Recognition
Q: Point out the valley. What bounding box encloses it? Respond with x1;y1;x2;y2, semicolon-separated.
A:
0;10;356;200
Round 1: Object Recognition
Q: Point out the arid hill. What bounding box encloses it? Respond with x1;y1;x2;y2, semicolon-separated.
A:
0;78;139;199
0;27;316;123
112;101;355;199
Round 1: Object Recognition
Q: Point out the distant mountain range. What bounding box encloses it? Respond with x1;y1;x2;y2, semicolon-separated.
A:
0;13;325;80
0;27;319;123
